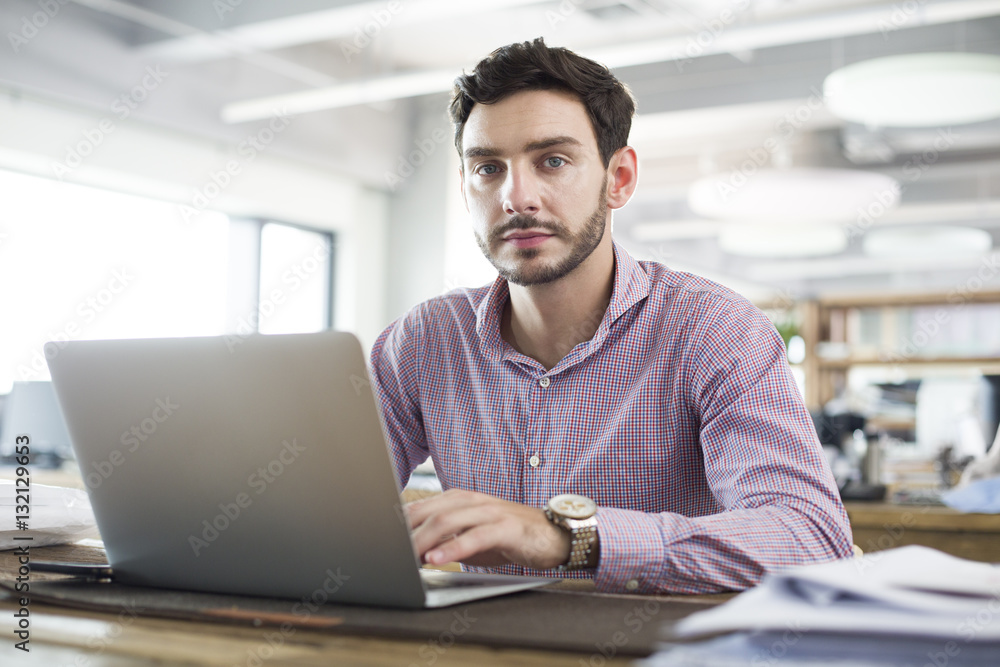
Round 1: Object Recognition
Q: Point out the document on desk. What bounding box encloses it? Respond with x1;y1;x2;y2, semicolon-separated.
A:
671;546;1000;642
0;480;99;550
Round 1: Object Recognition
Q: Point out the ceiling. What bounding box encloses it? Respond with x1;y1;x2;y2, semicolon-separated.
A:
2;0;1000;298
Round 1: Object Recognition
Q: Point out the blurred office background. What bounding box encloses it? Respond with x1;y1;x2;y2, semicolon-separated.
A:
1;0;1000;492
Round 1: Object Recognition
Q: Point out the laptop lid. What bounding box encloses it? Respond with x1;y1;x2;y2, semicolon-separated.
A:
45;332;487;608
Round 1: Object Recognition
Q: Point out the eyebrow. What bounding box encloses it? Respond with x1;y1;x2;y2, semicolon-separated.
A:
463;136;584;160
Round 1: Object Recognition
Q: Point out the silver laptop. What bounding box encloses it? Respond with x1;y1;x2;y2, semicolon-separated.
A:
46;331;554;608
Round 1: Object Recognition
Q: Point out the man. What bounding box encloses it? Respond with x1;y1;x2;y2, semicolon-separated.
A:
370;38;853;594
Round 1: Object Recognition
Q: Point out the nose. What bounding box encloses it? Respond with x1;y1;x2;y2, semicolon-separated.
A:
502;167;541;216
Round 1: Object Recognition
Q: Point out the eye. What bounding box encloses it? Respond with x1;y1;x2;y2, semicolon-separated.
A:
476;163;500;176
544;156;566;168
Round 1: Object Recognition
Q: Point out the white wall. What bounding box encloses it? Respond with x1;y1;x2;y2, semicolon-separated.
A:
0;92;388;350
383;101;499;325
384;104;452;323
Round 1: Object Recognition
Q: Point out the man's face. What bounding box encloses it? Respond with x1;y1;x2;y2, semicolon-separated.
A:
460;89;610;286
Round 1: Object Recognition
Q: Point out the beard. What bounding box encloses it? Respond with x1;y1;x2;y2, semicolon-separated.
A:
475;178;608;287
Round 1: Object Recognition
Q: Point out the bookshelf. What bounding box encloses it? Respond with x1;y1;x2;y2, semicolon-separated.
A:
802;291;1000;410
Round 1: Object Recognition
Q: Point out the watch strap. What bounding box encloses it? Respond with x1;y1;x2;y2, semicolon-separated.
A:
545;508;599;571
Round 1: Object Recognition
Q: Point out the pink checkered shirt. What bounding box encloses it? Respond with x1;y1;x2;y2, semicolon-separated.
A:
371;242;853;594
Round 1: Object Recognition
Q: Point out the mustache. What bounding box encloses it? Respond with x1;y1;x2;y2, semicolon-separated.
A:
488;216;565;244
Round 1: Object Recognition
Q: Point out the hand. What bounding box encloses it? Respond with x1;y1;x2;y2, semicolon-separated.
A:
405;489;571;570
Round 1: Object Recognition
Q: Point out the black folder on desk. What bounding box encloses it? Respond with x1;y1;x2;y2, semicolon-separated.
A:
0;577;722;657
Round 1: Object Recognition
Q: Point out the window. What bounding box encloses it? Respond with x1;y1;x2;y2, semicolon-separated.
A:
0;170;335;393
257;222;334;335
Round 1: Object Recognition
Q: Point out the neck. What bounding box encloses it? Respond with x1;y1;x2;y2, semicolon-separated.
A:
501;237;615;370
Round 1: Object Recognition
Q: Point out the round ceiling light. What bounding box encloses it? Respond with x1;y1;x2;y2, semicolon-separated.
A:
688;168;900;223
718;223;848;258
824;52;1000;127
862;226;993;259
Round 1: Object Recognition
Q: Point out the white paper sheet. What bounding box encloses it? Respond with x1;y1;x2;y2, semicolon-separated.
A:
673;546;1000;642
0;479;99;550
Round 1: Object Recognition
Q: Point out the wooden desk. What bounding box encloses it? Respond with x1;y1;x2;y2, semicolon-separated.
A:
0;542;727;666
845;502;1000;563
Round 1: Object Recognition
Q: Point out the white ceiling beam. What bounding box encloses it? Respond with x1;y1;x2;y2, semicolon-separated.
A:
71;0;335;87
592;0;1000;70
220;68;457;124
218;0;1000;122
139;0;552;63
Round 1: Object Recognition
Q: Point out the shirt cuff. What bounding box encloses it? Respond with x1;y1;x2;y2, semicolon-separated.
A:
593;506;683;594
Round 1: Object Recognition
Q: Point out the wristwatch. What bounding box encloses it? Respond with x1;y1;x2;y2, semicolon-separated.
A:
544;493;599;571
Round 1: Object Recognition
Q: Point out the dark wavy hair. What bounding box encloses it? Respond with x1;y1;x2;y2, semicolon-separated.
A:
449;38;636;168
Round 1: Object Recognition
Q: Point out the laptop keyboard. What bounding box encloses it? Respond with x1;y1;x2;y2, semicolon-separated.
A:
420;569;495;589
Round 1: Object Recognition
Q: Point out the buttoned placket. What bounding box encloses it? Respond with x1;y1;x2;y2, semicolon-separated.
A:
523;367;555;508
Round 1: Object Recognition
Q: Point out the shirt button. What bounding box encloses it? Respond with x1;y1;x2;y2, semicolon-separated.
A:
528;454;540;468
539;377;550;388
625;579;639;591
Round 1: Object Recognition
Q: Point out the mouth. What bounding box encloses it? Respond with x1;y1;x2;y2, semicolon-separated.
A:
502;230;555;249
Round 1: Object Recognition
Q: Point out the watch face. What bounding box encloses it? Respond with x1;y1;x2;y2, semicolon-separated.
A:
548;494;597;519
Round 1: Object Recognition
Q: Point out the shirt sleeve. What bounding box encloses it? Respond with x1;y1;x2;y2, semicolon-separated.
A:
594;296;855;594
369;310;430;489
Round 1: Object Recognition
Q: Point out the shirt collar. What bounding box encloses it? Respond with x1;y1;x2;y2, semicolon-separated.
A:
475;241;651;365
475;274;510;362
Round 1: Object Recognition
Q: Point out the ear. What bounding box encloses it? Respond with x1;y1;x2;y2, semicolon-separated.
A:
605;146;638;210
459;166;469;212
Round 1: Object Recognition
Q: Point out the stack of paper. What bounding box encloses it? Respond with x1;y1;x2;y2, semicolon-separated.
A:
643;546;1000;666
0;480;99;550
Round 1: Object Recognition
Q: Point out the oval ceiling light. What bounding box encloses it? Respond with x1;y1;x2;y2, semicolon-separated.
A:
688;168;900;223
862;225;993;259
824;52;1000;127
718;223;848;258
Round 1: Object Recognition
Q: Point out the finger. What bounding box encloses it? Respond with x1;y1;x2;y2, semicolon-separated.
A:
405;489;481;528
424;523;509;567
411;503;502;557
